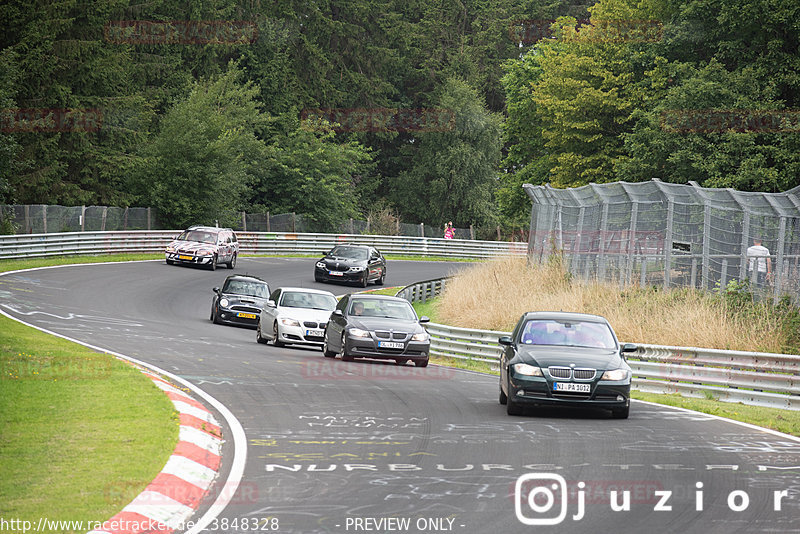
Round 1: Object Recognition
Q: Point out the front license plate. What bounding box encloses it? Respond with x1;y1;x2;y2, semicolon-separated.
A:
553;382;591;393
237;312;257;319
305;329;324;337
328;271;344;276
378;341;404;349
178;255;193;260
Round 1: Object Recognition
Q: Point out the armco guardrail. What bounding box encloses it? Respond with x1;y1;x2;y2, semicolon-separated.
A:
397;278;800;410
0;231;527;261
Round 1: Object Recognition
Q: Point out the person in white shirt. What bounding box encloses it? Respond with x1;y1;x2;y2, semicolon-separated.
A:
746;239;772;286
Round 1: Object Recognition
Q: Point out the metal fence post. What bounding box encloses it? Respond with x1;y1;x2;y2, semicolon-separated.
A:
701;203;711;289
626;202;639;286
598;202;609;282
775;217;786;299
101;207;107;232
739;211;750;282
80;205;86;232
42;205;47;233
24;205;30;233
664;199;674;289
291;212;296;233
720;258;728;289
123;207;129;230
469;224;474;240
266;211;270;232
147;207;151;230
419;223;424;237
242;211;247;232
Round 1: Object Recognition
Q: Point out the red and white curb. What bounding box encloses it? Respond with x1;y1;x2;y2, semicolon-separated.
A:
88;371;223;534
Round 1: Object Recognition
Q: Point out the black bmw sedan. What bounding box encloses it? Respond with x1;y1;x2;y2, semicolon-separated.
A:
314;244;386;287
210;274;270;328
499;311;637;418
322;294;430;366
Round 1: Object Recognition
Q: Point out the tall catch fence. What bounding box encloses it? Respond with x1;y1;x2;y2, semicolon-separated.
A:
524;179;800;301
0;205;510;241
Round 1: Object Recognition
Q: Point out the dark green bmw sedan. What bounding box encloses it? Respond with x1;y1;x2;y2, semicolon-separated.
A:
499;311;637;419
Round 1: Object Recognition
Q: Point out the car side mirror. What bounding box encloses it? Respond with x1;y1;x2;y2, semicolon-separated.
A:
332;309;343;317
266;300;276;308
498;336;513;346
419;316;430;324
621;343;638;353
213;287;220;294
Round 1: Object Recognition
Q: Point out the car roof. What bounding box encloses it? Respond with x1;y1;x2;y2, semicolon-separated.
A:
521;311;610;323
186;225;234;232
349;294;406;303
224;274;268;284
275;287;336;296
331;243;370;249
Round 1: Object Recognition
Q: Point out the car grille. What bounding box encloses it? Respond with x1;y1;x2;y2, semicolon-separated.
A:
548;367;596;381
231;305;260;314
549;367;571;379
573;368;596;380
304;321;320;328
375;331;407;340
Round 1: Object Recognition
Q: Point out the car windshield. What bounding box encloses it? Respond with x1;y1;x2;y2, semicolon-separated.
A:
519;319;616;350
280;291;337;310
349;299;416;321
329;246;369;260
178;230;217;244
222;279;268;298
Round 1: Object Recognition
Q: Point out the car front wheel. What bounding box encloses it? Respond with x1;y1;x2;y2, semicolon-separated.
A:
273;322;285;347
612;406;629;419
322;333;336;358
499;384;508;405
208;255;217;271
506;379;523;415
341;333;354;361
226;253;237;269
256;320;268;344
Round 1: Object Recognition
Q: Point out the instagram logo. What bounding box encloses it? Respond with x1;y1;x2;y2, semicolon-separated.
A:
515;473;581;525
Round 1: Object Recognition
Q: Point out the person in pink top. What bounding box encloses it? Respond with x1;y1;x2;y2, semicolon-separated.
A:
444;221;454;239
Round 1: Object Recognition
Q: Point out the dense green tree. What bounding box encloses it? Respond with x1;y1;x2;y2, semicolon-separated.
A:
389;78;502;227
128;64;266;228
249;112;374;231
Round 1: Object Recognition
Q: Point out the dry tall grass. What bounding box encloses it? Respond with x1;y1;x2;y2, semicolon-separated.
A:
437;256;788;352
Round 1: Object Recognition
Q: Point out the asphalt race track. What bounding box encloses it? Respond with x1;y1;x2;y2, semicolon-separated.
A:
1;257;799;534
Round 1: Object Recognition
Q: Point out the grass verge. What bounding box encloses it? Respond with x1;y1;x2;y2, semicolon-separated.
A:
0;315;178;530
631;391;800;437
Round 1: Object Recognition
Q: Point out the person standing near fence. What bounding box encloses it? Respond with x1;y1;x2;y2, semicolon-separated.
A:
746;238;772;286
444;221;454;239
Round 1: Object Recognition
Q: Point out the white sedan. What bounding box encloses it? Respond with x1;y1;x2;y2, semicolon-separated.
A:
257;287;338;348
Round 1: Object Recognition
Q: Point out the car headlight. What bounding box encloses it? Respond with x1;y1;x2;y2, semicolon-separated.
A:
348;328;371;338
166;245;175;252
411;332;429;342
513;363;543;376
197;249;212;256
280;317;301;327
601;369;630;381
316;261;326;269
348;265;365;272
219;298;229;308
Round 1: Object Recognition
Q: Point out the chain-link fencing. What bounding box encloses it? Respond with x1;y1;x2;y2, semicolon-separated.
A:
0;205;514;241
524;179;800;301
